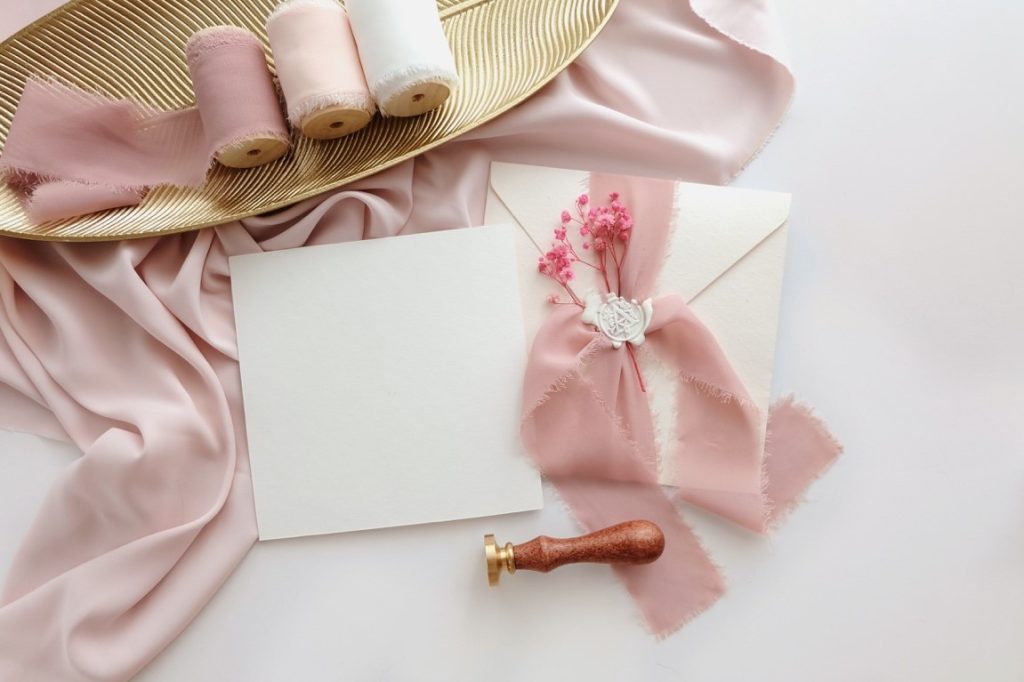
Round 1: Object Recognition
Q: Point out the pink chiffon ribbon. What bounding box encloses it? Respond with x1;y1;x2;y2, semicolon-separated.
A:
0;28;288;223
522;173;841;635
0;0;820;678
0;79;206;222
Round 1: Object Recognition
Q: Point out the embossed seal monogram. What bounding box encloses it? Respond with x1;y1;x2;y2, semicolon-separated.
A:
581;292;654;348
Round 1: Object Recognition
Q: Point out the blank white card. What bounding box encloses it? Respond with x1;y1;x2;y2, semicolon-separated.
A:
231;225;543;541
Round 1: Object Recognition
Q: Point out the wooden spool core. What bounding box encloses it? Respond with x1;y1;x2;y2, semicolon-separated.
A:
384;81;451;118
300;105;374;140
215;135;289;169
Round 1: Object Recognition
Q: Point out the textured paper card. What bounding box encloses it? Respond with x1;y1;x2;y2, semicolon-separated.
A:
231;225;543;541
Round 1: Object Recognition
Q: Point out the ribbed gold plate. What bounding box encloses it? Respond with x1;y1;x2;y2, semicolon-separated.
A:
0;0;617;241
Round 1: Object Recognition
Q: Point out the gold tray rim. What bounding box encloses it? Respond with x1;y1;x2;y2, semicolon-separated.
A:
0;0;619;243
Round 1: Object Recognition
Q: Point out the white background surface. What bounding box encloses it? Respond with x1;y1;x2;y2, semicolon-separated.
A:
1;0;1022;680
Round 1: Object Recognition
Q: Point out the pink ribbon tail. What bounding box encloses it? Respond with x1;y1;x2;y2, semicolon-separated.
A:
521;172;842;635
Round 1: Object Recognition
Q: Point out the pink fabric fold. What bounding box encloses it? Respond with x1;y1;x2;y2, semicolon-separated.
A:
0;0;822;678
521;173;841;635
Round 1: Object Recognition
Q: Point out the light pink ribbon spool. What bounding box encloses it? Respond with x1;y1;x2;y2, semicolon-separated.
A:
186;26;290;168
267;0;375;139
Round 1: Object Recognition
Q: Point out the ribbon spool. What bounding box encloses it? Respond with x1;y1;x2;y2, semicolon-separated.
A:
346;0;459;117
267;0;375;139
185;27;290;169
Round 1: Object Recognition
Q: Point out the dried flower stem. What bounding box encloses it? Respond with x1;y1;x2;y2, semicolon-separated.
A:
626;345;646;393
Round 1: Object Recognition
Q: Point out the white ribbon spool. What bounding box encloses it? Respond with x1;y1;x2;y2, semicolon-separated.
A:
346;0;459;117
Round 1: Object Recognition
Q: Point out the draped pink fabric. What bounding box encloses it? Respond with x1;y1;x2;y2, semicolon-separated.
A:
522;173;841;635
0;0;818;678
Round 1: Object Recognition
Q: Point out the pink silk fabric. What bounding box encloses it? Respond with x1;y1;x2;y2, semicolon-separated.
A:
0;0;818;679
522;173;841;635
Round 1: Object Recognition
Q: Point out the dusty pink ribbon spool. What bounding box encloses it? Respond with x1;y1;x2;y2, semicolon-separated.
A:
185;26;290;168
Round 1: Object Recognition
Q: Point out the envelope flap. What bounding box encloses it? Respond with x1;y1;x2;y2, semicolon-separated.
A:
670;183;791;302
488;162;791;304
488;162;589;254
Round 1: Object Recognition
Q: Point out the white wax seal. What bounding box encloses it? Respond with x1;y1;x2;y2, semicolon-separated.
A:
581;292;653;349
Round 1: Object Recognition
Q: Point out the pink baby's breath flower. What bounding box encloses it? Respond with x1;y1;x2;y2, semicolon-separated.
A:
538;241;577;286
539;188;633;305
537;188;646;392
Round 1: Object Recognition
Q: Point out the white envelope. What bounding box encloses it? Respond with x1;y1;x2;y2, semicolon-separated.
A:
484;162;791;484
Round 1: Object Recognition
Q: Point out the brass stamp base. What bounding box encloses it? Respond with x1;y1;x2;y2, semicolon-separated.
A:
484;534;515;586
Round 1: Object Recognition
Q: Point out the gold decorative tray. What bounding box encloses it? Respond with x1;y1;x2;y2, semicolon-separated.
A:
0;0;617;242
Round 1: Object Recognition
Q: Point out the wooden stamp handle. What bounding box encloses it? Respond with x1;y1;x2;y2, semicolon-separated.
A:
513;520;664;574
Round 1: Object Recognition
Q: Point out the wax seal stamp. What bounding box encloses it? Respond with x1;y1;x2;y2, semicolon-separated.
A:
581;292;654;348
483;520;665;586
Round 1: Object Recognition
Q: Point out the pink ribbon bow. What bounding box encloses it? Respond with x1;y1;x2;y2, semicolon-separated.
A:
521;173;842;636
